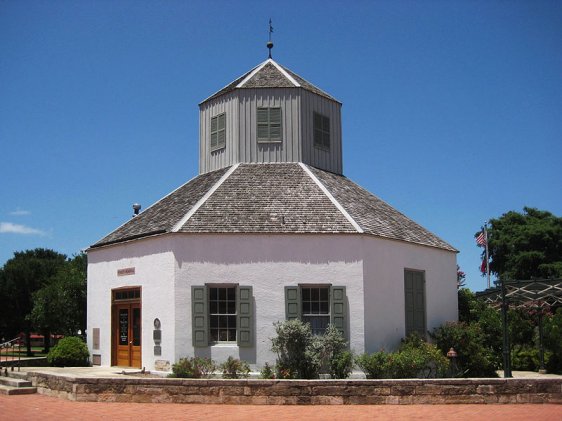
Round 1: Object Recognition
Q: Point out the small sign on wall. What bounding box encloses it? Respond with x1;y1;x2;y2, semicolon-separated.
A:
117;267;135;276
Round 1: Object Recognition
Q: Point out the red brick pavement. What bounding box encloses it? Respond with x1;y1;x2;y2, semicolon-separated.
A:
1;394;560;421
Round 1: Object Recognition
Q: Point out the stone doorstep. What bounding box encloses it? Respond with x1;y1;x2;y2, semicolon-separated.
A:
0;384;38;395
0;376;33;388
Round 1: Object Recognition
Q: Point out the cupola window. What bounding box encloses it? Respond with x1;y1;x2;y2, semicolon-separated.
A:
210;113;226;151
257;107;282;143
313;112;330;150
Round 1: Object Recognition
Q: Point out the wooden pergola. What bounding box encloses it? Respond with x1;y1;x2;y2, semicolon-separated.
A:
476;278;562;377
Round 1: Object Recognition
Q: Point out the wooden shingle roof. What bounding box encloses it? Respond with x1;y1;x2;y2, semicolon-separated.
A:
91;163;456;252
201;59;339;104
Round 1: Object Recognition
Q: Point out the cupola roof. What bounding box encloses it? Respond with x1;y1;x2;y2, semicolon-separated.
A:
201;59;340;104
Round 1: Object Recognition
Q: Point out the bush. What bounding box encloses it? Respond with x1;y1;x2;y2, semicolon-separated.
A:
355;351;390;379
47;336;89;367
220;356;250;379
511;344;550;372
259;362;276;379
356;334;448;379
271;319;321;379
170;357;216;378
271;320;352;379
544;308;562;374
431;321;498;377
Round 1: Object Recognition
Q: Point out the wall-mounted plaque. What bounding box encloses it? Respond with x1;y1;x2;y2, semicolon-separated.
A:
117;267;135;277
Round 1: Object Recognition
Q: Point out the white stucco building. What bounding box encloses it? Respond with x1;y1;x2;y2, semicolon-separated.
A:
87;56;458;372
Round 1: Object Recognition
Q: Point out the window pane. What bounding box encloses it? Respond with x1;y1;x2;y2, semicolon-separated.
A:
311;288;319;301
210;288;218;300
320;302;329;314
219;301;226;314
311;302;319;314
302;288;310;301
270;107;281;123
320;288;329;301
227;287;235;300
227;301;235;314
302;302;310;314
219;288;226;300
210;315;218;328
210;302;218;314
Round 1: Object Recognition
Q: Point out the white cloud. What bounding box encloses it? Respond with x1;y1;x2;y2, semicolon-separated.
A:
10;209;31;216
0;222;46;236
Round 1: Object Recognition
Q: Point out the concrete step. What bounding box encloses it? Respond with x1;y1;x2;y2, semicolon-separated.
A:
0;376;32;388
0;384;37;395
6;371;29;380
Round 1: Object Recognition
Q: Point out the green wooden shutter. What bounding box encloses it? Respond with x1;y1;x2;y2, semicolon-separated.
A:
330;286;347;339
237;286;253;347
210;116;218;149
404;270;426;337
285;286;300;320
192;286;208;347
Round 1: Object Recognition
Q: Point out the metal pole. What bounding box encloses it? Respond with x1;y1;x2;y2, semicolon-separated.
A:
484;223;491;289
538;311;546;374
501;279;512;378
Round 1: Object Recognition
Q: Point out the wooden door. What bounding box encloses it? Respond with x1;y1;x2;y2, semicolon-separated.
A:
113;302;142;368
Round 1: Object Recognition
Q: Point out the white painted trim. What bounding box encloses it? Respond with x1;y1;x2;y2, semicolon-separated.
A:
270;60;301;87
236;59;270;88
171;164;239;232
299;163;364;234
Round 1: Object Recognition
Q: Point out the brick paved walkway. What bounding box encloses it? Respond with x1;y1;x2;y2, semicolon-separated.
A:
1;394;560;421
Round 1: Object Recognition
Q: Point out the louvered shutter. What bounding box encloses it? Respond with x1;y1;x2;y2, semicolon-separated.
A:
217;113;226;147
269;107;282;140
237;286;253;347
330;286;347;338
285;286;300;320
404;270;426;337
257;108;269;140
210;116;218;149
191;286;208;347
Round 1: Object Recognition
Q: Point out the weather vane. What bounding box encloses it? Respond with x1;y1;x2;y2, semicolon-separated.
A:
267;18;274;59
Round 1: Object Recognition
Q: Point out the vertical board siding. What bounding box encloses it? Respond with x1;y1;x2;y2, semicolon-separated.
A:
199;93;238;174
199;88;341;174
300;90;343;174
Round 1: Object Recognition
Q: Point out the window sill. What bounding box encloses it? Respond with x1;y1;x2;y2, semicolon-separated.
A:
257;140;282;144
210;343;238;348
211;146;226;153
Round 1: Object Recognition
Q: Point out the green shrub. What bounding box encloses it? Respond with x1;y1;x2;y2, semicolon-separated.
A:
544;308;562;374
511;344;550;371
259;362;276;379
220;356;250;379
47;336;89;367
169;357;216;378
330;350;354;379
355;351;390;379
431;321;498;377
271;319;321;379
356;335;448;379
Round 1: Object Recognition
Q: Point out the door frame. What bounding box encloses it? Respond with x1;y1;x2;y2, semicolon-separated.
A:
111;286;142;367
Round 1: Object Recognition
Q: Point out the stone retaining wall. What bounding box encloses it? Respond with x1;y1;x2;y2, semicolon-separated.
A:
25;372;562;405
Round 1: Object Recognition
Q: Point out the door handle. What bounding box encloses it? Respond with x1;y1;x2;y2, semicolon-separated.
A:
129;341;133;344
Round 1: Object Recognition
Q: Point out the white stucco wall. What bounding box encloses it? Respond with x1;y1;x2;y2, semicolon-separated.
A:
172;233;365;368
87;236;176;369
87;232;457;372
362;236;458;353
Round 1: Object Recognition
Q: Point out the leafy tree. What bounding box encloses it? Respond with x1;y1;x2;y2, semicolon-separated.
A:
30;253;87;340
483;207;562;280
0;249;67;355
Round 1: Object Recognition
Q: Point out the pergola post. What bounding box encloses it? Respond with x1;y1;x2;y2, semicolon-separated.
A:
500;279;512;378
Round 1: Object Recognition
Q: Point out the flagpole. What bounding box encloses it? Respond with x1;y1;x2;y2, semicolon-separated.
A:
484;222;490;289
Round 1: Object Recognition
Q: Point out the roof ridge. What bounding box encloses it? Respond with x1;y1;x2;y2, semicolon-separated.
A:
299;163;364;234
171;164;239;232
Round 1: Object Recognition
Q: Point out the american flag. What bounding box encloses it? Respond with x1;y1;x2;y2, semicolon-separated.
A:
476;231;487;246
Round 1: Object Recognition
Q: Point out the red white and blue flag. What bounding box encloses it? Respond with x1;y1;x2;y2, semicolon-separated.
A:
476;231;487;246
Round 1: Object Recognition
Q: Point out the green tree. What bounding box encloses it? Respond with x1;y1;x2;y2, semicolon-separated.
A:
0;249;67;355
30;253;87;340
483;207;562;280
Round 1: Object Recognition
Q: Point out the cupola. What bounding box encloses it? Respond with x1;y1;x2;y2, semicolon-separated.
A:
198;58;343;175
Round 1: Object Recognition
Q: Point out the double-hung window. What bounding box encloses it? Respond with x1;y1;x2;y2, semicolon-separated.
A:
191;285;253;347
210;113;226;151
313;112;330;149
285;285;347;337
257;107;282;143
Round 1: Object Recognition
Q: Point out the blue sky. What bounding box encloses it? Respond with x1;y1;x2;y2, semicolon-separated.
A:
1;0;561;291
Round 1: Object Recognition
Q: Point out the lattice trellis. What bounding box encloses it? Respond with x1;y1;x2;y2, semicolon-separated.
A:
476;278;562;309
